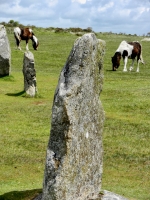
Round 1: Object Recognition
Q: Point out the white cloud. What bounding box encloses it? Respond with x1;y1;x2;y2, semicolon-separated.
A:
0;0;149;35
45;0;58;7
98;2;114;12
72;0;87;4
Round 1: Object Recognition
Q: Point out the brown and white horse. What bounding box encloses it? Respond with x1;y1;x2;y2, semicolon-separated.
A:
14;27;39;51
111;40;144;72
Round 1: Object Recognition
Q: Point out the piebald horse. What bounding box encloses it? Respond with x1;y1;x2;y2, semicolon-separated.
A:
111;41;144;72
14;27;39;51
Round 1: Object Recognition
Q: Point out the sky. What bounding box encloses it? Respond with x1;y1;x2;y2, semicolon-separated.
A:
0;0;150;36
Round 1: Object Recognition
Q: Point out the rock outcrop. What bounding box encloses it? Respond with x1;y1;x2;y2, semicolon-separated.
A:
42;33;105;200
0;25;11;76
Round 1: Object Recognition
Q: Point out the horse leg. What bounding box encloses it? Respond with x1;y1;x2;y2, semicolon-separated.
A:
136;61;140;72
136;56;140;72
26;40;29;51
16;38;21;50
129;59;135;71
123;56;128;72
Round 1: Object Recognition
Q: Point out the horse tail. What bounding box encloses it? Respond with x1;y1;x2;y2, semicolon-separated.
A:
140;50;144;64
14;27;21;42
139;43;145;64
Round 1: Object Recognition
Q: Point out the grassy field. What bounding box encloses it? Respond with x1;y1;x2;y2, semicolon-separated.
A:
0;28;150;200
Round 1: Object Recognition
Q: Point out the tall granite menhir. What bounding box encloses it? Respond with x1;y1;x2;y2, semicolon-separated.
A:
0;25;11;76
42;33;105;200
23;51;37;97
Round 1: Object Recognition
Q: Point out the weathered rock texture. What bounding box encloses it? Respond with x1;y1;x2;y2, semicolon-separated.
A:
34;190;129;200
23;51;37;97
33;33;129;200
0;25;11;76
42;33;105;200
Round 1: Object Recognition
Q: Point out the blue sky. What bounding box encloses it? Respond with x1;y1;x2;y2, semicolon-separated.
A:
0;0;149;35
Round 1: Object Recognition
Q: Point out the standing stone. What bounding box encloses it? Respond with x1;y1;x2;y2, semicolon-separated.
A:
23;51;37;97
42;33;105;200
0;25;11;76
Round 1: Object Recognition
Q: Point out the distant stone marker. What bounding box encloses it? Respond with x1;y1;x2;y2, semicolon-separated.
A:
0;25;11;77
41;33;105;200
23;51;37;97
141;38;150;42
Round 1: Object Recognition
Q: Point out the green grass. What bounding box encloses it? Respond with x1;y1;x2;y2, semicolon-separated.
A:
101;36;150;200
0;29;149;200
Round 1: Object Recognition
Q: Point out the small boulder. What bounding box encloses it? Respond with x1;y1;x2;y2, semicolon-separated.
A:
23;51;37;97
0;25;11;76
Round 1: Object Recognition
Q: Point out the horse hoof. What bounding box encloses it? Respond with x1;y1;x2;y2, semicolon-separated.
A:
129;66;134;71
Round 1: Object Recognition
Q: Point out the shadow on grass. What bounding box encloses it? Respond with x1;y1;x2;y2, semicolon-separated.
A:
0;189;42;200
0;75;15;81
6;91;43;98
0;75;10;78
6;90;25;97
106;69;116;72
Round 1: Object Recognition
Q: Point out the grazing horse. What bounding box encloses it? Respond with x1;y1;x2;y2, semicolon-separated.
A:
111;40;144;72
14;27;39;51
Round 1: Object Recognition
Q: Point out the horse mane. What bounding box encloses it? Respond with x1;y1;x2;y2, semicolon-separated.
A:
115;52;121;56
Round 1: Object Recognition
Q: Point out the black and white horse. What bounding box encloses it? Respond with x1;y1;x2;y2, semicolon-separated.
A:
111;41;144;72
14;27;39;51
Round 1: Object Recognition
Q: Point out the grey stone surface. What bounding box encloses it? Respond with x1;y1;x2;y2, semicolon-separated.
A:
34;190;129;200
0;25;11;76
41;33;105;200
34;193;42;200
23;51;37;97
101;190;129;200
